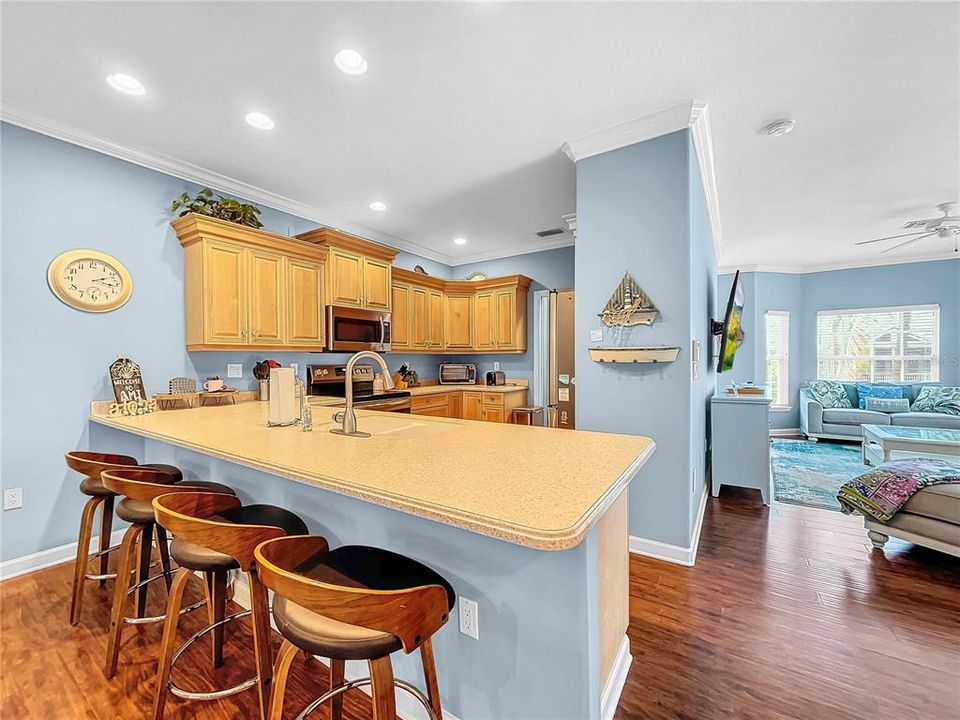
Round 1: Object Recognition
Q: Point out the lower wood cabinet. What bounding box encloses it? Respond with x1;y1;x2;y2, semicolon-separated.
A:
461;391;482;421
411;389;528;423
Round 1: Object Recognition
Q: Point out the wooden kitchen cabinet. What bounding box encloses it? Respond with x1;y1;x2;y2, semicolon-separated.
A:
411;287;429;349
363;258;392;310
327;248;364;307
174;213;328;351
495;288;520;349
445;294;474;350
428;289;444;350
390;282;411;350
481;406;505;423
461;391;482;421
447;391;462;418
474;291;495;350
285;258;325;348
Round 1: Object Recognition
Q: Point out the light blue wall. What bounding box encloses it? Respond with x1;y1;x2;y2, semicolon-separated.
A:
575;130;714;547
719;259;960;429
447;246;575;382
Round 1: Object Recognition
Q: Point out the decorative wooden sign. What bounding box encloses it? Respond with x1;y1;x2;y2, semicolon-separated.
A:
599;272;659;327
108;357;155;416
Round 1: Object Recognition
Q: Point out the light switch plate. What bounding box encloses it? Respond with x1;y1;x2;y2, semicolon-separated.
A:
590;329;603;342
226;363;243;379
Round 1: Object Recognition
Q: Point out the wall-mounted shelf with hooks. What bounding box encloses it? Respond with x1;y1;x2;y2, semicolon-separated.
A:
588;346;681;364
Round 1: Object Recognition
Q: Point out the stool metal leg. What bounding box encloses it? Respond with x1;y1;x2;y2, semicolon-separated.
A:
152;566;192;720
105;523;143;678
98;496;114;587
70;496;102;625
369;656;397;720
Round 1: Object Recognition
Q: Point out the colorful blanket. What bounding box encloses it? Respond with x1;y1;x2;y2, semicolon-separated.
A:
838;457;960;522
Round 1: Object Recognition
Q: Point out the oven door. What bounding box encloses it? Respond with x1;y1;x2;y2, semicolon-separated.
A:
325;306;392;352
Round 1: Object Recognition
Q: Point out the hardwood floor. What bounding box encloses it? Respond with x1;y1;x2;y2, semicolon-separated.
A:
0;555;375;719
615;489;960;720
3;492;958;719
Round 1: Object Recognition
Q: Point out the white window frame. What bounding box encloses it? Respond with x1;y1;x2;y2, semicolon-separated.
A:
765;310;790;410
816;304;940;383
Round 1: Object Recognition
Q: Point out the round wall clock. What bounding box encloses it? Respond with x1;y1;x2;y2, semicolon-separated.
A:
47;249;133;312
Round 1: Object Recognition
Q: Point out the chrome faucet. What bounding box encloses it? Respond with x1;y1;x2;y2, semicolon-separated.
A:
331;351;395;438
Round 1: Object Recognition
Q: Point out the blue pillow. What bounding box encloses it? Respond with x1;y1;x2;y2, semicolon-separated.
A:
857;383;902;409
865;397;911;413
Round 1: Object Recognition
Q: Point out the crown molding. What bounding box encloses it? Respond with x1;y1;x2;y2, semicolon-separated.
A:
0;102;452;264
447;234;575;267
688;102;724;264
718;253;959;276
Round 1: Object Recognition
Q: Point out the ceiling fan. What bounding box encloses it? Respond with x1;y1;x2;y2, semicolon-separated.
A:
856;202;960;254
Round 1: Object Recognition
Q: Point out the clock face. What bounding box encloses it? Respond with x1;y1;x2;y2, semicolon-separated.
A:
48;249;133;312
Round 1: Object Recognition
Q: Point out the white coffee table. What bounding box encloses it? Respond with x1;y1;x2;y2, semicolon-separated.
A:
861;424;960;466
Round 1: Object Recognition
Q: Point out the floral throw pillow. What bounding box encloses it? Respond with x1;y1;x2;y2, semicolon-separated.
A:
807;380;852;409
912;387;960;416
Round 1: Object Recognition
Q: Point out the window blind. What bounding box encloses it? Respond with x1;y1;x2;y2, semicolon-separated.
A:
765;311;790;406
816;305;940;383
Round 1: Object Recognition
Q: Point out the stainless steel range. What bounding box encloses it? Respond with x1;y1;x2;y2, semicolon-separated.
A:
306;364;411;413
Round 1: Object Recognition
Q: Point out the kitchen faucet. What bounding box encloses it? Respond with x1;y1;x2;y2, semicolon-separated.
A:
331;350;395;438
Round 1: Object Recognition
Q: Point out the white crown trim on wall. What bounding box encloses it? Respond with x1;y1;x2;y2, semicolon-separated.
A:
561;100;724;266
718;254;960;276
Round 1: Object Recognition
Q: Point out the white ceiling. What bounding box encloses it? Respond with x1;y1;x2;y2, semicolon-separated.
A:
2;2;958;270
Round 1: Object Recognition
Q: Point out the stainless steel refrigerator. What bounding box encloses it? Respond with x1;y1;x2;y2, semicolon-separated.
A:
548;289;576;429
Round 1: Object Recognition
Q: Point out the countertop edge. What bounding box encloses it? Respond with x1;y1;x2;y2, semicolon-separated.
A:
90;414;653;551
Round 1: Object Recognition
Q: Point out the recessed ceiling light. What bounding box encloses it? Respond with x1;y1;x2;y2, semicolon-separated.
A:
245;111;275;130
763;119;795;137
106;73;145;96
453;237;468;246
335;49;368;75
368;200;387;212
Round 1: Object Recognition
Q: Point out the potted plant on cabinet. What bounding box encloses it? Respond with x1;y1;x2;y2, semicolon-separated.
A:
170;188;263;229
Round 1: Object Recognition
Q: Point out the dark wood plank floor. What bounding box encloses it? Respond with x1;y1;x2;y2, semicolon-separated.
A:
3;492;958;719
615;489;960;720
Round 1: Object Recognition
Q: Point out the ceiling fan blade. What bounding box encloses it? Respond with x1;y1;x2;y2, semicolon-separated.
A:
856;231;930;245
880;233;934;254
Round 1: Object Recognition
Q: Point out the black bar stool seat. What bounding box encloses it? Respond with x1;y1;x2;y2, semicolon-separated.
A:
272;545;456;661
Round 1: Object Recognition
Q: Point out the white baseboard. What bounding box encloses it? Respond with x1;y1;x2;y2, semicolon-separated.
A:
769;427;801;437
629;483;708;567
230;572;461;720
600;635;632;720
0;529;126;582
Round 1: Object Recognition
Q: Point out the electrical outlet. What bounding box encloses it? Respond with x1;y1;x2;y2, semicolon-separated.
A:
290;363;300;377
493;361;501;371
226;363;243;379
3;487;23;511
692;468;697;493
458;596;479;640
590;329;603;342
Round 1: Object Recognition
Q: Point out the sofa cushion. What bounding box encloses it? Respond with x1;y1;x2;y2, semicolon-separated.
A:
902;483;960;524
857;383;903;409
822;408;891;425
865;397;911;413
911;386;960;416
807;380;853;409
889;412;960;430
821;423;868;438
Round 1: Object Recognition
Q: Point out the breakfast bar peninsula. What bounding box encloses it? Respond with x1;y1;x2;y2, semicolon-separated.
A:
91;401;654;720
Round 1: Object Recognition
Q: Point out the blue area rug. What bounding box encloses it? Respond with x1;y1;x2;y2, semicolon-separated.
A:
771;439;865;511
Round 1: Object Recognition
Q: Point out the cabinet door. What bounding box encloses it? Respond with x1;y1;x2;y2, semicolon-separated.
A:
362;258;392;310
329;249;364;307
390;282;411;350
427;290;445;350
461;392;482;421
202;240;248;345
445;294;474;350
411;286;429;349
247;250;285;344
447;391;462;418
474;291;495;350
286;259;325;347
481;406;505;423
495;288;517;349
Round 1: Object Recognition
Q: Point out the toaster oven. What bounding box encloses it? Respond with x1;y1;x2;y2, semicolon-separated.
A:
439;363;477;385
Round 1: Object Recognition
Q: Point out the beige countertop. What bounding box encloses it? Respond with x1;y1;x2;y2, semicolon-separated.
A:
406;383;528;396
90;402;653;550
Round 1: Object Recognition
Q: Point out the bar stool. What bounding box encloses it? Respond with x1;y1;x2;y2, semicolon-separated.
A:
255;535;456;720
99;468;236;679
151;491;309;720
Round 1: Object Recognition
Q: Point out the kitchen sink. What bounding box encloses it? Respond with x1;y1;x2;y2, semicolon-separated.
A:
354;415;458;439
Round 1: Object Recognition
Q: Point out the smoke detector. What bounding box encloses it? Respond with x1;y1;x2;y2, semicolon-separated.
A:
763;119;796;137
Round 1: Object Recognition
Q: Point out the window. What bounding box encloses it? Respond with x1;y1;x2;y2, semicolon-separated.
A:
765;311;790;407
816;305;940;382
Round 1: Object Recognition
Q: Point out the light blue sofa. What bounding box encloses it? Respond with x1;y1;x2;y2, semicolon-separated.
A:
800;382;960;440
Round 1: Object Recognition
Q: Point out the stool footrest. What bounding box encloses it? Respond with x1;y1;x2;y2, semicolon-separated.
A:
167;609;257;701
295;676;437;720
125;598;205;626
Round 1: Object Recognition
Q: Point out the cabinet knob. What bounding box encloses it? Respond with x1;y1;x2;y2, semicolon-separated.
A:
240;329;248;337
251;329;259;338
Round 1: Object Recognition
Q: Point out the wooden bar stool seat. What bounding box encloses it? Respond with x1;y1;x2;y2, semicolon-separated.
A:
66;451;139;625
255;537;455;720
100;469;237;679
151;492;309;720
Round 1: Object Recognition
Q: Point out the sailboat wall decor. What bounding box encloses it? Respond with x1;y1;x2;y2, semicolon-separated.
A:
599;272;659;327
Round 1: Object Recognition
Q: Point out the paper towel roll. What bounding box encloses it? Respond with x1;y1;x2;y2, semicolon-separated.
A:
269;367;296;426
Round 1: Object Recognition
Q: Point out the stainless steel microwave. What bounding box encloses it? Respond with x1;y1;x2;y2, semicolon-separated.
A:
439;363;477;385
325;306;392;352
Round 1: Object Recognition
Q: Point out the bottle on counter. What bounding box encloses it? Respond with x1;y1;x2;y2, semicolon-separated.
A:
373;373;385;393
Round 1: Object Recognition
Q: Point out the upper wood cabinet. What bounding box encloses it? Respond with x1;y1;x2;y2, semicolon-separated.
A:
427;289;444;350
173;214;327;351
411;286;429;350
390;281;412;350
295;227;397;311
445;293;474;350
474;291;496;351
